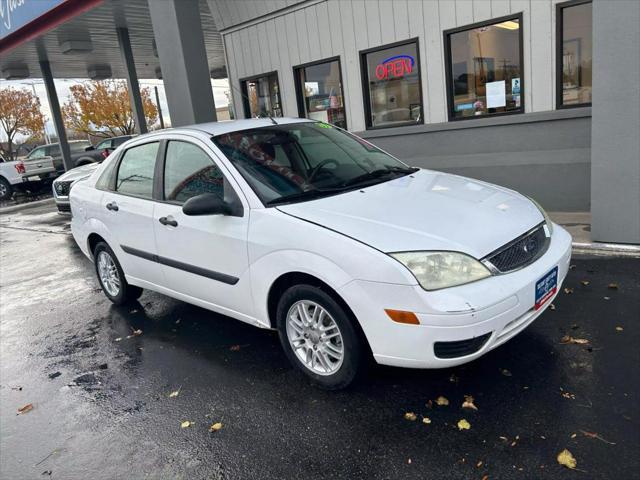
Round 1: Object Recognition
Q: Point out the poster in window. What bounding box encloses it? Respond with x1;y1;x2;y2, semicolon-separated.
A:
486;80;506;108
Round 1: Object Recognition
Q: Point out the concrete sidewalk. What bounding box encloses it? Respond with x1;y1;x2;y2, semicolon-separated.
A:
550;212;640;256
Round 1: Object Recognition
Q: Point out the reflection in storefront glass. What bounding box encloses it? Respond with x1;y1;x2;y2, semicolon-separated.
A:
363;42;422;128
447;18;522;119
560;2;592;106
242;73;282;118
295;59;347;129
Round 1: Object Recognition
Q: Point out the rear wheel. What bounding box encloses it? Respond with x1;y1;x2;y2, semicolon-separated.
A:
0;177;12;201
276;284;365;390
93;242;143;305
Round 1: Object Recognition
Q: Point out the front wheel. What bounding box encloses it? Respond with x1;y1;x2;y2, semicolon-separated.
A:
93;242;143;305
276;285;366;390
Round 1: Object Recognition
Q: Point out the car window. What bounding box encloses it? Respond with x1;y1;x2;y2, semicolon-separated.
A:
164;141;225;203
113;136;130;147
69;142;91;153
96;140;111;150
115;142;159;199
28;147;46;158
47;145;61;156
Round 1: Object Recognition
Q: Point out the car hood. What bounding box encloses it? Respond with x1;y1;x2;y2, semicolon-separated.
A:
56;163;99;182
277;169;544;259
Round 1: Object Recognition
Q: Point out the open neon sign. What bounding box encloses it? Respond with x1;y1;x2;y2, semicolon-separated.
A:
375;55;415;80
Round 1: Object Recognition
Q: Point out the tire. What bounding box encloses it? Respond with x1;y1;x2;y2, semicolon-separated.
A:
93;241;143;305
276;284;366;390
0;177;12;201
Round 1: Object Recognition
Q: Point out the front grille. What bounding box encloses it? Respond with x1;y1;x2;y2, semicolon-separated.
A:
485;224;550;273
434;333;491;359
54;180;72;197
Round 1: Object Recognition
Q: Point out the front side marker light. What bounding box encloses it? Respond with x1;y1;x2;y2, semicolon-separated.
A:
385;309;420;325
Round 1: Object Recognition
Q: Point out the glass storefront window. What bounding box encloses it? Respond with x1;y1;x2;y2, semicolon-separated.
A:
557;1;592;108
294;58;347;129
445;15;524;120
241;72;282;118
361;40;423;129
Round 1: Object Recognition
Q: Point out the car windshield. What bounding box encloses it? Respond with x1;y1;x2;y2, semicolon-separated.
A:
212;122;417;205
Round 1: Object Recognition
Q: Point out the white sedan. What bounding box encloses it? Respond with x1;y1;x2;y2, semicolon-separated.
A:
70;118;572;389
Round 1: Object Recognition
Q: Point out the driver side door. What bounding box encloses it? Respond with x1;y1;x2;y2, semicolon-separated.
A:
151;137;253;321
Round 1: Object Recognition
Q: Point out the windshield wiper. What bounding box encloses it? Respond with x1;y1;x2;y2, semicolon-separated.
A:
265;188;344;206
340;166;418;188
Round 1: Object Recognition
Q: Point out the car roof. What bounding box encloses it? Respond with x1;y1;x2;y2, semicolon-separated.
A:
178;117;314;136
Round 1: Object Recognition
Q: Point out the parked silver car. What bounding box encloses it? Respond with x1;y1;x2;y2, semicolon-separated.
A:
52;163;100;214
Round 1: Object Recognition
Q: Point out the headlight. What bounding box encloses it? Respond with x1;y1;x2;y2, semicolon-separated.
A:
389;251;491;290
528;197;553;235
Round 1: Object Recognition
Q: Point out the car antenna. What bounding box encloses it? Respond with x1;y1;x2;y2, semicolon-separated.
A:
226;80;278;125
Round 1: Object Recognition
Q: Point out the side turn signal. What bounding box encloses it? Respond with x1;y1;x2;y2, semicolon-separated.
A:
385;309;420;325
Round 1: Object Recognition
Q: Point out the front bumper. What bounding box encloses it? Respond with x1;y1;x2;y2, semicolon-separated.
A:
339;224;572;369
53;196;71;215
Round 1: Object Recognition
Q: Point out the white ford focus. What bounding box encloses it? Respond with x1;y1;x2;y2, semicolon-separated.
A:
70;118;571;389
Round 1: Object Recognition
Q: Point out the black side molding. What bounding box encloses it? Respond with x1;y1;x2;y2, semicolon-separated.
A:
121;245;239;285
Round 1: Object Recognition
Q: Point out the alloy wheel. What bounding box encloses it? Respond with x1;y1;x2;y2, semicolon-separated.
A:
97;251;121;297
286;300;344;375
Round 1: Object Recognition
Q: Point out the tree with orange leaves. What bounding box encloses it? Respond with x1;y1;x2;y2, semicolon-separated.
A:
62;80;158;138
0;87;46;161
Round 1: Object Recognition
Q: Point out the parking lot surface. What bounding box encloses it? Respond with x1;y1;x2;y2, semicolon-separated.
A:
1;204;639;479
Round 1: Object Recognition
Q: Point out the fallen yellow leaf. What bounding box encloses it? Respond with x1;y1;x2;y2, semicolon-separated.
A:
557;449;577;469
17;403;33;415
422;417;431;424
209;422;223;432
168;389;180;398
462;395;478;411
564;287;574;294
435;396;449;406
560;335;589;345
180;420;193;428
580;280;590;286
132;329;143;336
608;283;619;290
550;303;556;310
457;419;471;430
500;368;512;377
404;412;417;421
615;326;624;332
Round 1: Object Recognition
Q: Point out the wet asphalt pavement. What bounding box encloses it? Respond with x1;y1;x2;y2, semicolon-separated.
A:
1;203;639;480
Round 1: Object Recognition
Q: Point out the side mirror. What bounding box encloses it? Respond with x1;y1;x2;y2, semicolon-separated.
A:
182;193;230;216
85;145;95;151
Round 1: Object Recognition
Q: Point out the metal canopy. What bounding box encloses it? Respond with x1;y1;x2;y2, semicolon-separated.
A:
0;0;224;80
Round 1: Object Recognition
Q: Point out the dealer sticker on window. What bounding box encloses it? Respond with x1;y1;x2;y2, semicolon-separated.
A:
535;266;558;310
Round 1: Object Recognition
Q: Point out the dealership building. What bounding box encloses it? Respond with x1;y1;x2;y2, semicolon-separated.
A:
1;0;638;244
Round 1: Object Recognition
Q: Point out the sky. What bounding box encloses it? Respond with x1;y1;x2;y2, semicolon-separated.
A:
0;78;230;143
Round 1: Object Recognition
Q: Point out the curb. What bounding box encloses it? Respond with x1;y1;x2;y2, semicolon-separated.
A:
0;197;54;215
572;242;640;257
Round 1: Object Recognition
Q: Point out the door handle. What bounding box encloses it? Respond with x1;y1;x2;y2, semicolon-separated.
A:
159;216;178;227
106;201;119;211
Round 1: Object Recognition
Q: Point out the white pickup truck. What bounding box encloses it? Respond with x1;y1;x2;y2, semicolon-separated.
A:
0;154;58;201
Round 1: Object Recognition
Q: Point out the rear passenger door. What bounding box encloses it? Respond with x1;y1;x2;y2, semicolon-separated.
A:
100;141;164;284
